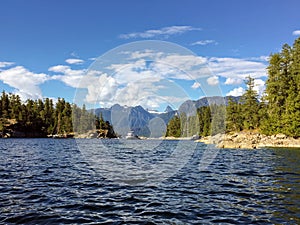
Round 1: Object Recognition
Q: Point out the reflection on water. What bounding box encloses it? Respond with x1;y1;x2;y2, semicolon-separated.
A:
0;139;299;224
271;149;300;223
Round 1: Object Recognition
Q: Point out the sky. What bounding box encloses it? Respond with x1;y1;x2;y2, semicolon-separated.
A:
0;0;300;111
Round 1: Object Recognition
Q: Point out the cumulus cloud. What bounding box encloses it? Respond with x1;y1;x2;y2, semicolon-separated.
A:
85;73;119;104
65;58;84;65
119;26;201;39
84;50;267;108
226;78;265;97
226;87;245;97
49;65;103;88
253;78;265;96
224;77;243;85
0;66;49;100
191;40;217;46
292;30;300;36
48;49;268;109
207;76;219;86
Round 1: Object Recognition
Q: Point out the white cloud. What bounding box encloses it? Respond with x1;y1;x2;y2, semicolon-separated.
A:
49;65;70;73
65;58;84;65
292;30;300;36
85;50;267;108
85;73;119;104
0;66;49;100
225;78;265;97
120;50;267;82
47;49;267;109
207;76;219;86
226;87;245;97
224;77;243;85
253;78;265;96
191;40;217;46
191;82;201;89
49;65;87;77
208;57;267;79
0;61;14;68
248;56;269;62
49;65;102;88
119;26;201;39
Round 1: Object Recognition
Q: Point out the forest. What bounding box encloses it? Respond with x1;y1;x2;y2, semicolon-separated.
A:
0;93;114;138
166;37;300;138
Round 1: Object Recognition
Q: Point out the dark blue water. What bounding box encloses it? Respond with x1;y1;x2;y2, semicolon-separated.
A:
0;139;299;224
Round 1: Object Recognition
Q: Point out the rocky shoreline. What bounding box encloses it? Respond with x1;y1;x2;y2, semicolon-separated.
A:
197;132;300;149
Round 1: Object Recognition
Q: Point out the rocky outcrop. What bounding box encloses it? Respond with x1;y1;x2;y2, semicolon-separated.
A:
197;132;300;149
75;128;117;139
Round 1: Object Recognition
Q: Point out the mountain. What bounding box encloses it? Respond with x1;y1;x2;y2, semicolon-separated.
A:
94;104;156;137
179;96;240;116
164;105;174;113
93;96;240;137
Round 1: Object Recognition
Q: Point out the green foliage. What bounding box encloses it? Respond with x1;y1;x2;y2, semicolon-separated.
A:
165;115;181;137
226;97;243;132
164;38;300;138
198;106;211;136
261;37;300;137
240;76;260;130
0;91;110;137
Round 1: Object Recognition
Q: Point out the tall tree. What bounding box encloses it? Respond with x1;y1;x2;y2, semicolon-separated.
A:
165;115;181;137
240;76;260;130
226;97;243;132
283;38;300;137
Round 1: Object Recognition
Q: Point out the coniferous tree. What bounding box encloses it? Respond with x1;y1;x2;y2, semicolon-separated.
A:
240;76;260;130
226;97;243;132
165;115;181;137
198;106;211;136
283;38;300;137
262;37;300;137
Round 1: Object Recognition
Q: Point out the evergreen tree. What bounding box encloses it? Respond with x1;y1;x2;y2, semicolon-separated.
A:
240;76;260;130
165;115;181;137
262;37;300;137
226;97;243;132
198;106;211;136
283;38;300;137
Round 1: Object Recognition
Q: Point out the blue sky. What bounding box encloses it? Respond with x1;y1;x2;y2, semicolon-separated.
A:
0;0;300;110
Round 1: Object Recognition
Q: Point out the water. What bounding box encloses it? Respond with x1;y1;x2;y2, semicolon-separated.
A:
0;139;299;224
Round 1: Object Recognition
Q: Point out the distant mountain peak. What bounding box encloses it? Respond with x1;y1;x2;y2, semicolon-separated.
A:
164;105;174;113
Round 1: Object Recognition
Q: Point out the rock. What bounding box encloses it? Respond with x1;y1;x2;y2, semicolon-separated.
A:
89;133;98;138
275;133;286;139
216;131;300;149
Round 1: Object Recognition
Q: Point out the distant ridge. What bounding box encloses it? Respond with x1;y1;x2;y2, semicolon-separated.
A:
93;96;240;137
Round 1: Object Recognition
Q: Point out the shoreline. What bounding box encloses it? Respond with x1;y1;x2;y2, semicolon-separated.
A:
196;132;300;149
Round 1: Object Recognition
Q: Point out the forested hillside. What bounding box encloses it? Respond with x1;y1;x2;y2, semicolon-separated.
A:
166;37;300;138
0;92;114;138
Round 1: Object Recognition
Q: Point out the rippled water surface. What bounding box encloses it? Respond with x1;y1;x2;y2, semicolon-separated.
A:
0;139;300;224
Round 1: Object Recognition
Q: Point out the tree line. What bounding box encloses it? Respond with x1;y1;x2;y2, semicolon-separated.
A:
0;92;114;137
166;37;300;138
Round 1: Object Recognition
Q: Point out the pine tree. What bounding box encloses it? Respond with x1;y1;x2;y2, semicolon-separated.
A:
240;76;259;130
226;97;243;132
283;38;300;137
165;115;181;137
198;106;211;136
262;38;300;137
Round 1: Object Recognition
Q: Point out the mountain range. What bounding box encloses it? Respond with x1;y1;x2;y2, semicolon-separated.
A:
93;96;239;137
